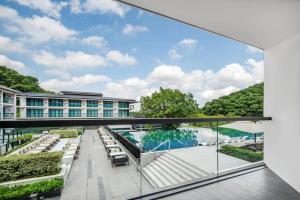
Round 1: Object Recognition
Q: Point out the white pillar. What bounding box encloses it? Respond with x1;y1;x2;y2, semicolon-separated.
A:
264;32;300;192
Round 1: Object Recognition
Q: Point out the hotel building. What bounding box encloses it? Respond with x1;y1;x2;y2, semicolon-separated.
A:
0;86;136;120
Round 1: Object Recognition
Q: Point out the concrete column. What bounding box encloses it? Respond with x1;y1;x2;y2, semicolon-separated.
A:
264;31;300;192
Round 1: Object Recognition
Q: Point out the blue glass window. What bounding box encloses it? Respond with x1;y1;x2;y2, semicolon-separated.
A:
26;109;43;117
103;101;113;108
69;109;81;117
87;100;98;107
69;100;81;107
26;98;43;106
87;109;98;117
49;109;63;117
49;99;63;107
118;110;129;117
103;110;112;117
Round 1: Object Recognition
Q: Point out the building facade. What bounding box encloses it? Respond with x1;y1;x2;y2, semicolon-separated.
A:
0;86;135;120
0;86;17;120
17;91;136;119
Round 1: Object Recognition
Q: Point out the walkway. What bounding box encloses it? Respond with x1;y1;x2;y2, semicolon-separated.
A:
60;129;152;200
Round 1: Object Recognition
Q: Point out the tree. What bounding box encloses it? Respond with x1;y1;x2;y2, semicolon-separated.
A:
141;88;199;118
201;83;263;117
0;66;48;93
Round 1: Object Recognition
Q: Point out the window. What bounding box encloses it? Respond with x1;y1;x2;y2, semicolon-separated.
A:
49;99;63;107
103;110;112;117
87;100;98;107
103;101;113;108
118;110;129;117
69;109;81;117
87;109;98;117
118;102;129;108
69;100;81;107
26;98;43;106
26;109;43;118
49;109;63;117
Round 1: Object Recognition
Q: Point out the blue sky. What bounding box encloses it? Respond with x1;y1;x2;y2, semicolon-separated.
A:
0;0;263;106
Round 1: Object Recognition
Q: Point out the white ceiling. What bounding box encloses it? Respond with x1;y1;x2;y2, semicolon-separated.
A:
117;0;300;49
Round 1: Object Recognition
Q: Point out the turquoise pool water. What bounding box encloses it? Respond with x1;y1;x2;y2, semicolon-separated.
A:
120;127;263;151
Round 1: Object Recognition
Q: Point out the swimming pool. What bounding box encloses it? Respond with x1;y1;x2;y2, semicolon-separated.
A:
120;126;263;151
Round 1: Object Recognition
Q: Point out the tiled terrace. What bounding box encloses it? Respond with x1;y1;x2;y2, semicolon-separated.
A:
60;129;152;200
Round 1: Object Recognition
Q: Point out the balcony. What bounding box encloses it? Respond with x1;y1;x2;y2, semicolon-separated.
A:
3;113;14;119
3;97;14;105
4;117;295;200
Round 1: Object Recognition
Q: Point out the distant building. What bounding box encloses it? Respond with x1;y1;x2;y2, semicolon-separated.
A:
0;86;136;120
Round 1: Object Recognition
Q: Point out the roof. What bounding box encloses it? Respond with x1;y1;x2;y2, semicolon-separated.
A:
20;92;137;102
60;91;103;97
117;0;300;49
0;85;21;94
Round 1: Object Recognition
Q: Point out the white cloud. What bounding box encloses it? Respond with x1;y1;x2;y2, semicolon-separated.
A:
81;36;107;48
71;0;129;17
168;49;182;60
0;35;26;53
122;24;149;36
106;50;137;66
178;38;198;48
103;59;264;107
41;74;111;91
0;6;76;44
0;5;18;19
33;50;106;69
0;54;25;71
246;45;263;53
11;0;67;19
70;0;81;14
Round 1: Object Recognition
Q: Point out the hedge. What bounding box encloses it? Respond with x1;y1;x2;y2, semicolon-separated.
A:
49;129;78;138
0;178;64;200
0;152;63;183
218;145;263;162
10;134;33;145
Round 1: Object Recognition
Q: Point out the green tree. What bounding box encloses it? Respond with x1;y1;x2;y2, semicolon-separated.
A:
141;88;199;118
0;66;48;93
201;83;263;117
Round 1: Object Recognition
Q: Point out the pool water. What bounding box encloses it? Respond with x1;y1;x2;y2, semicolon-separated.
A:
120;127;263;152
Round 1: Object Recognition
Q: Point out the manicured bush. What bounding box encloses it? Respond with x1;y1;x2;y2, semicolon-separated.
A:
0;152;63;183
0;178;64;200
218;145;263;162
49;129;78;138
10;134;33;145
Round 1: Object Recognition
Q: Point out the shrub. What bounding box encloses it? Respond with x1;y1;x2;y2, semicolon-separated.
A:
49;129;78;138
218;145;263;162
10;134;33;145
0;178;64;200
0;152;63;183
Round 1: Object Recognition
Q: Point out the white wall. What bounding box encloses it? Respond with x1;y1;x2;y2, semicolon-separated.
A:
264;31;300;192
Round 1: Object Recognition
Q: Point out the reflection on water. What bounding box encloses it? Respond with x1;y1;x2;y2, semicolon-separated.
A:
120;126;263;151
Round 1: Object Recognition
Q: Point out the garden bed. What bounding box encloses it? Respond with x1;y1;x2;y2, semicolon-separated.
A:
0;178;64;200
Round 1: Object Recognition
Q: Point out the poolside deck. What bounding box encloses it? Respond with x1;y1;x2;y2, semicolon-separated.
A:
60;129;152;200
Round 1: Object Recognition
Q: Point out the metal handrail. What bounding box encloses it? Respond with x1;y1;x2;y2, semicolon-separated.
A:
148;140;171;152
0;117;272;128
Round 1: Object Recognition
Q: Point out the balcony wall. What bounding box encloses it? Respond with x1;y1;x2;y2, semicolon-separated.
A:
265;31;300;192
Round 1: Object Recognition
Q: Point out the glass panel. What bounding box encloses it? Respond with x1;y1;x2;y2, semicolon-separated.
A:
87;100;98;107
103;110;113;117
0;125;143;200
118;102;129;108
103;101;113;108
87;109;98;117
118;110;129;117
137;122;218;194
26;109;43;117
69;100;81;107
49;99;63;107
26;98;43;106
217;120;264;173
49;109;63;118
69;109;81;117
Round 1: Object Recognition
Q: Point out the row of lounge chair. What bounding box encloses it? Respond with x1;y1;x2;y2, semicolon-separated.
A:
17;135;60;154
199;135;264;146
62;138;80;160
98;127;129;167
